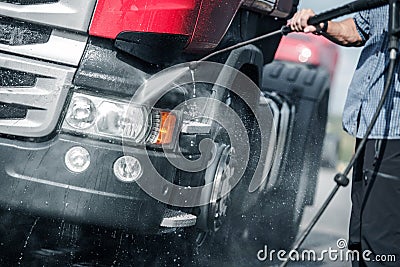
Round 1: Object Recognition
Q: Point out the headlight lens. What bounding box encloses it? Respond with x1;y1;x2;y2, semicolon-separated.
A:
297;46;312;63
62;92;178;146
65;96;97;129
96;102;148;142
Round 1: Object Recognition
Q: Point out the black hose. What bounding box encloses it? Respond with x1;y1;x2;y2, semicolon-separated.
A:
307;0;387;26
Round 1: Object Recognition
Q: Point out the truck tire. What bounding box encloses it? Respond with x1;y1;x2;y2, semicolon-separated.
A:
193;61;330;261
260;60;330;249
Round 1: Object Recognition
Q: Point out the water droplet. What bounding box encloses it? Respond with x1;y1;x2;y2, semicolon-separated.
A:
17;218;39;265
163;186;169;196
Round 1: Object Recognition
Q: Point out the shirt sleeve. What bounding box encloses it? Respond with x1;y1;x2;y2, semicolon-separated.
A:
353;11;370;42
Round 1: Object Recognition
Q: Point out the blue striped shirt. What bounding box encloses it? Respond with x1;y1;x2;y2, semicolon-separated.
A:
343;5;400;139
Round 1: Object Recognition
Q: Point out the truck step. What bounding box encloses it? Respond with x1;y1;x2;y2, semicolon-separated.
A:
160;209;197;228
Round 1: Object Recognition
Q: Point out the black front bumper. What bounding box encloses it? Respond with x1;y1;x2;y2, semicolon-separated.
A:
0;134;177;233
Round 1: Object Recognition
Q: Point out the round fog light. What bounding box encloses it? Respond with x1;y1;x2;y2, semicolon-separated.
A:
113;156;143;183
65;146;91;173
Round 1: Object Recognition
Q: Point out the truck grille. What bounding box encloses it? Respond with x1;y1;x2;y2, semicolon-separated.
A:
0;52;75;138
0;0;58;5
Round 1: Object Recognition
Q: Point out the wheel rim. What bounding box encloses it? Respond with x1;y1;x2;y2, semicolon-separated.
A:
208;146;233;232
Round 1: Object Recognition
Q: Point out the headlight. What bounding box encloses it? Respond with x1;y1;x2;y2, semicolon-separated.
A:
96;102;148;142
297;45;313;63
65;96;97;130
62;92;178;146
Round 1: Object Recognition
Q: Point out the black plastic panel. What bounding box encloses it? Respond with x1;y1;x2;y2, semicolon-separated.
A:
74;37;160;97
115;32;189;64
0;134;173;232
210;9;286;65
0;67;36;87
0;16;52;46
0;102;27;119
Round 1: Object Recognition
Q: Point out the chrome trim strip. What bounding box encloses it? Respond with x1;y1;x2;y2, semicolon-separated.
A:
0;29;87;66
0;0;97;32
6;168;137;200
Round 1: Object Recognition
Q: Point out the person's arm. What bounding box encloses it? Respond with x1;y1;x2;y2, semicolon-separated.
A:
289;9;364;47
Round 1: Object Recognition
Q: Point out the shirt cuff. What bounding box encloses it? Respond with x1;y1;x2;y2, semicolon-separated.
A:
353;13;370;42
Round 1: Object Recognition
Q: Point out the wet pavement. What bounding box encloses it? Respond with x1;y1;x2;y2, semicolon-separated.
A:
288;167;352;267
206;167;353;267
0;168;353;266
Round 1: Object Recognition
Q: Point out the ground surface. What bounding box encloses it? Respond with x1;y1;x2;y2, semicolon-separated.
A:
0;168;353;266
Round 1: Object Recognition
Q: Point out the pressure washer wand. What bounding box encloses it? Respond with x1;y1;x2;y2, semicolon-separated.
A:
199;29;285;62
200;0;388;62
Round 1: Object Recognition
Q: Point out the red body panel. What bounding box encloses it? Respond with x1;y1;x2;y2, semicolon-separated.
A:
185;0;243;52
90;0;201;38
89;0;243;52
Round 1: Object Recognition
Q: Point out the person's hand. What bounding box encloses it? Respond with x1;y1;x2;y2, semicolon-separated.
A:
289;9;318;33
